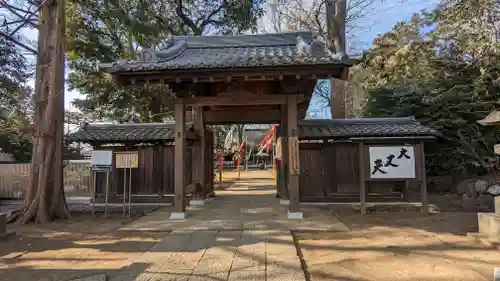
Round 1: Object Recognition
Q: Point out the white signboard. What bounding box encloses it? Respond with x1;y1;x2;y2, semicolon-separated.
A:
369;146;415;179
91;150;113;166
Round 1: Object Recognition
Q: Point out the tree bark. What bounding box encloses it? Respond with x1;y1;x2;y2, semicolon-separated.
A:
325;0;348;119
8;0;69;224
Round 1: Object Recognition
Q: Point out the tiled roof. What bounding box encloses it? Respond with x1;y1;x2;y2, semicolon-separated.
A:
67;122;195;143
101;32;354;73
298;118;439;139
67;117;437;144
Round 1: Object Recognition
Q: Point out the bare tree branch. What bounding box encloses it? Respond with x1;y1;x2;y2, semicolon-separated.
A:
198;0;229;28
0;29;37;53
0;0;39;29
5;0;46;35
175;0;202;35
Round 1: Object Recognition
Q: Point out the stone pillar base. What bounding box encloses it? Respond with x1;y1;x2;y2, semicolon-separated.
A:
477;212;500;243
169;212;186;220
280;199;290;205
189;199;206;206
287;211;303;220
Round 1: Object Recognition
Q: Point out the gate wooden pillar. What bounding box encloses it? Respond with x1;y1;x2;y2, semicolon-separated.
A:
286;95;303;219
171;100;186;219
279;103;289;200
191;106;206;205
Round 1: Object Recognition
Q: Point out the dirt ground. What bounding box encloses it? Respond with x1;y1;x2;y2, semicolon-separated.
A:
1;170;498;281
3;211;499;281
0;171;243;281
0;213;169;281
296;212;500;281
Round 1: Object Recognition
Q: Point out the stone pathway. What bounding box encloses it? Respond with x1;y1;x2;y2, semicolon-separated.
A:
109;171;345;281
119;171;348;232
110;230;304;281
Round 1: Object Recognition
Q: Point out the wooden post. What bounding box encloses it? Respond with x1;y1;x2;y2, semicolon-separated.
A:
237;156;241;178
171;100;186;219
200;119;207;198
417;142;429;215
403;180;411;202
192;108;198;199
279;105;289;200
287;95;302;219
358;142;366;215
191;106;205;203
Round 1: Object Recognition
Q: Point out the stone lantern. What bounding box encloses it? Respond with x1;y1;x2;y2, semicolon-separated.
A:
474;110;500;244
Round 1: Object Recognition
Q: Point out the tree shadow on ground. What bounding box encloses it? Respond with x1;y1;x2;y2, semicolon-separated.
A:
1;170;496;281
0;261;152;281
331;207;480;235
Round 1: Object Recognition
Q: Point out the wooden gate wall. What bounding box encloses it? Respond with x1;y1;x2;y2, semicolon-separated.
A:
296;142;405;202
94;145;193;202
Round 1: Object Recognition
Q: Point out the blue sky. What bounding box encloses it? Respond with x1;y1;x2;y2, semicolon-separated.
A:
308;0;439;118
17;0;438;112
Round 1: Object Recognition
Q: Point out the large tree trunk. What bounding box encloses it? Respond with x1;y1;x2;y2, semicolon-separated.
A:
8;0;69;224
325;0;348;119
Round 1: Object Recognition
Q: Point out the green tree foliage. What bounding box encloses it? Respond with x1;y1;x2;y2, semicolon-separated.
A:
351;0;500;178
66;0;264;122
0;27;34;161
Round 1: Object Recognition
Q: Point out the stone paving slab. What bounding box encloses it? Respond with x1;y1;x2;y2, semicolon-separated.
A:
232;253;266;271
189;255;232;281
110;229;305;281
110;233;193;281
112;172;317;280
159;232;218;271
267;269;305;281
203;231;242;256
148;270;192;281
227;270;266;281
118;171;349;232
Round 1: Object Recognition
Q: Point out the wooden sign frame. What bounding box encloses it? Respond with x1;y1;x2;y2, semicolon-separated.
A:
115;151;139;168
358;141;428;216
288;136;300;175
367;145;416;180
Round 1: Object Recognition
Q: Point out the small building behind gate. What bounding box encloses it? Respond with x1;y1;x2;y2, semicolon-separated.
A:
276;117;439;211
67;122;215;204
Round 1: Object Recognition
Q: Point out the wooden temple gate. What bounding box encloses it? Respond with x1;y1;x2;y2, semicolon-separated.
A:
99;32;354;219
171;92;311;219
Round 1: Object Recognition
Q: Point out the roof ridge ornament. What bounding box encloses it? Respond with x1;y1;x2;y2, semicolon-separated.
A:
161;33;174;49
139;48;157;62
296;36;311;56
156;39;188;62
310;36;327;57
296;35;327;57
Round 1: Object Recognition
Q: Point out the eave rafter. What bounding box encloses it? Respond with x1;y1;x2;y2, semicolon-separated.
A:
111;64;347;86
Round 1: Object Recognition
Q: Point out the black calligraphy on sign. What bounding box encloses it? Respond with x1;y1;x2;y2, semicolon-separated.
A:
397;148;411;159
384;154;399;167
371;147;413;176
371;159;387;175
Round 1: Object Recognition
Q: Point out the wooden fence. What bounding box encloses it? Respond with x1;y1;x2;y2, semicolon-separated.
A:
0;162;93;199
